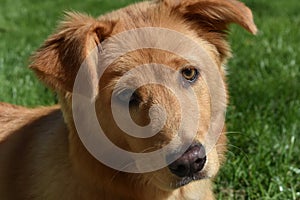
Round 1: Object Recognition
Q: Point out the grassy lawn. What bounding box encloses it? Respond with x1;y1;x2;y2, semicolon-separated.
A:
0;0;299;199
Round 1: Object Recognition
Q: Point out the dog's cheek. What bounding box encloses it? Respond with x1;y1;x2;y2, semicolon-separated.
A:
194;79;212;141
94;93;132;151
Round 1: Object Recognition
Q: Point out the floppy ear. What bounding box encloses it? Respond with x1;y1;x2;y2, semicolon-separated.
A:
30;12;115;92
162;0;257;61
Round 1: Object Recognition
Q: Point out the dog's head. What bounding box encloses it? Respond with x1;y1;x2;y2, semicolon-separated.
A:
30;0;256;191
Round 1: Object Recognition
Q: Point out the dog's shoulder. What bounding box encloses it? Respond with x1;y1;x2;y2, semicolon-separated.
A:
0;103;71;199
0;103;62;141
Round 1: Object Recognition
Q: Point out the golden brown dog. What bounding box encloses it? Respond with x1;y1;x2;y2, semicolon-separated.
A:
0;0;257;199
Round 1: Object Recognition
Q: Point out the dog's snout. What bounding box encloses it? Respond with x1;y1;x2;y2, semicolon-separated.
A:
168;144;206;178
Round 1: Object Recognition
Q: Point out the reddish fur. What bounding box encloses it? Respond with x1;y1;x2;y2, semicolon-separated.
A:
0;0;256;199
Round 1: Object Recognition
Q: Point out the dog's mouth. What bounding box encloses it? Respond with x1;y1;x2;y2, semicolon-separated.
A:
171;171;209;188
152;170;209;191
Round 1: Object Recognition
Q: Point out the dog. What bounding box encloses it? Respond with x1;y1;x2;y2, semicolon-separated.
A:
0;0;257;199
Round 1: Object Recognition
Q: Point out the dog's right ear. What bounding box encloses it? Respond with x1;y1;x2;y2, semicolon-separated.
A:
30;12;115;92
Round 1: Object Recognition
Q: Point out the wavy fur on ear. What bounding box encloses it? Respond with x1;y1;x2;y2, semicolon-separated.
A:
163;0;257;33
161;0;257;62
30;12;115;92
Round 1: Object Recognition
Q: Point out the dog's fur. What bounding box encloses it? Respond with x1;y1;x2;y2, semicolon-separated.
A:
0;0;256;199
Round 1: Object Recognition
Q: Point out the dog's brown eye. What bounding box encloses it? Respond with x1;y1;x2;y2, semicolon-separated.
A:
181;67;199;82
116;89;133;103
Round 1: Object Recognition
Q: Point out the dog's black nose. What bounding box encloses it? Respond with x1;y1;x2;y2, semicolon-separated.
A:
168;144;206;178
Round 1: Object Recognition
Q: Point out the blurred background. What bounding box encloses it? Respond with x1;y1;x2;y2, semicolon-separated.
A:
0;0;299;199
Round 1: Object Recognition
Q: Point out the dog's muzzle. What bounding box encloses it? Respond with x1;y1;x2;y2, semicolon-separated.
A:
167;143;206;178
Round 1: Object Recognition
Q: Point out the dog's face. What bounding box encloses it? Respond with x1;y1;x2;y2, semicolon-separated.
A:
30;0;256;191
96;47;215;190
95;29;227;188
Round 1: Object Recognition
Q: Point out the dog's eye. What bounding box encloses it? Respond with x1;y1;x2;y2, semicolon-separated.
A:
116;89;133;103
115;89;139;105
181;67;199;83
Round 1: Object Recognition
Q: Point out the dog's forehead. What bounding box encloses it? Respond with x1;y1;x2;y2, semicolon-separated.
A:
98;41;217;90
96;1;220;88
108;49;189;71
99;27;218;74
100;49;188;86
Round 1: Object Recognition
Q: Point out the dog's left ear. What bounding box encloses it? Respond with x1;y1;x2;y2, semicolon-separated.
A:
162;0;257;34
30;12;115;92
161;0;257;61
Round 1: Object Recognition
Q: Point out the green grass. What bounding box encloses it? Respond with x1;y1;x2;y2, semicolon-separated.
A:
0;0;299;199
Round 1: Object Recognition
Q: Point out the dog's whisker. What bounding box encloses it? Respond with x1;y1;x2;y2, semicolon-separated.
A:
222;131;243;135
226;144;245;152
215;143;243;152
139;146;157;153
108;161;137;186
152;173;167;185
216;144;249;159
108;171;122;186
218;151;235;157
